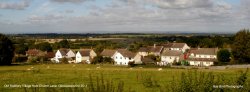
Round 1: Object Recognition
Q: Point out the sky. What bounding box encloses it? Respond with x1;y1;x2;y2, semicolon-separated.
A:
0;0;249;34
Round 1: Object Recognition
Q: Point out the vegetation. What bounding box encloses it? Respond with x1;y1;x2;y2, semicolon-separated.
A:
0;64;249;92
91;56;114;64
217;49;231;62
6;29;250;64
0;34;15;65
232;29;250;64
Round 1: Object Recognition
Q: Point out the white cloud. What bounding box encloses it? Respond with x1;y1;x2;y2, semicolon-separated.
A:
50;0;94;4
0;0;30;10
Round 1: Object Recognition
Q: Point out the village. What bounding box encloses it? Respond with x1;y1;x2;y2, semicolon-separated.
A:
26;42;219;67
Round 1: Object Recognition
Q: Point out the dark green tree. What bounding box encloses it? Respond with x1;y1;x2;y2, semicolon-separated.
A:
36;42;53;52
15;44;28;55
0;34;15;65
232;29;250;63
91;56;103;64
217;49;231;62
58;39;70;48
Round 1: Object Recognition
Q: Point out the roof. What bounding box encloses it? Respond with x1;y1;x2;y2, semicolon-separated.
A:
59;48;70;56
187;58;217;62
138;46;163;53
100;49;116;57
79;49;92;56
46;52;55;58
162;43;187;48
138;47;149;52
190;48;218;55
171;43;186;48
161;50;182;56
148;46;163;53
162;43;173;48
26;49;42;56
117;49;135;58
142;57;155;64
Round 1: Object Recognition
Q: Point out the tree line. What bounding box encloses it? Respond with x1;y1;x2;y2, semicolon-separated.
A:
0;29;249;65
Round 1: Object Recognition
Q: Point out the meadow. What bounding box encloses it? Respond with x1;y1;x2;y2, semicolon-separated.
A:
0;64;249;92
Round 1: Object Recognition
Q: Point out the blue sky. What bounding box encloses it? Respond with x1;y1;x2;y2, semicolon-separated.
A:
0;0;249;34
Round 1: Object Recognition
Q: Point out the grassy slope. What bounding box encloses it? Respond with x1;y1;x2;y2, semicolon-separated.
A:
0;64;249;92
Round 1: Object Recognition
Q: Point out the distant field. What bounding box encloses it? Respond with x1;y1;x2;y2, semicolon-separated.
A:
36;38;127;43
0;64;249;92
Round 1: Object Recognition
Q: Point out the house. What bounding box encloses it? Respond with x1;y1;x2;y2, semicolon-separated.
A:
75;49;97;64
100;49;116;58
26;49;44;57
160;50;183;66
162;43;190;53
138;44;163;56
113;49;136;65
45;52;55;60
187;48;218;66
54;48;75;63
138;47;149;57
134;53;143;64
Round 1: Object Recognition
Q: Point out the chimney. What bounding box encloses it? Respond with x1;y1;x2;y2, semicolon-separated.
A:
154;44;156;48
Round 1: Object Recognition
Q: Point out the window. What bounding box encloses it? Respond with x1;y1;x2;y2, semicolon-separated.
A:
206;62;210;64
116;56;117;59
129;57;131;60
120;57;122;59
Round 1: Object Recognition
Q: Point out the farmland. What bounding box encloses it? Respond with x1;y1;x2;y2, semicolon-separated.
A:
0;64;249;92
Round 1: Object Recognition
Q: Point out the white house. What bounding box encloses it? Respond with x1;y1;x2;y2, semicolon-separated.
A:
75;49;97;64
113;49;136;65
187;48;218;66
162;43;190;53
54;48;75;63
160;50;183;66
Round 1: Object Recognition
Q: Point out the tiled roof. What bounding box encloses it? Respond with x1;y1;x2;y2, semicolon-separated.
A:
138;47;149;52
171;43;186;48
26;49;42;56
117;49;135;58
46;52;55;58
162;43;187;48
148;46;163;53
161;50;182;56
59;48;70;56
79;49;92;56
187;58;217;62
138;46;163;53
142;57;155;64
100;49;116;57
190;48;218;55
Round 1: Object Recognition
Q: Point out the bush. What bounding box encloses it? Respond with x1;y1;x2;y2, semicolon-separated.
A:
128;61;135;67
172;60;181;65
181;60;189;66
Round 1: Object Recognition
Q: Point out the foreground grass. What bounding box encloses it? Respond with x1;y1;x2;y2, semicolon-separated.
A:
0;64;249;92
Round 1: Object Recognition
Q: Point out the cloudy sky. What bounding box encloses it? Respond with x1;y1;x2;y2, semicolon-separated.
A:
0;0;249;34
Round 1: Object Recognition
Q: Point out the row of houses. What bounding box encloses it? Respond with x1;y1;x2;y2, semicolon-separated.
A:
26;42;218;66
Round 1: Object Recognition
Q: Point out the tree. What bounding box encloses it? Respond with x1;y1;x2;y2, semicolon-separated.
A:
91;56;103;64
0;34;15;65
61;57;69;64
58;39;70;48
36;42;52;52
232;29;250;63
217;49;231;62
15;44;28;55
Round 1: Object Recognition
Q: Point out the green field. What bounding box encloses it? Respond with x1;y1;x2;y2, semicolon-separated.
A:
0;64;249;92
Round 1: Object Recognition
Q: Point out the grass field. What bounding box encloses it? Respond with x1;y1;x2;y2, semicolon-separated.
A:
0;64;249;92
